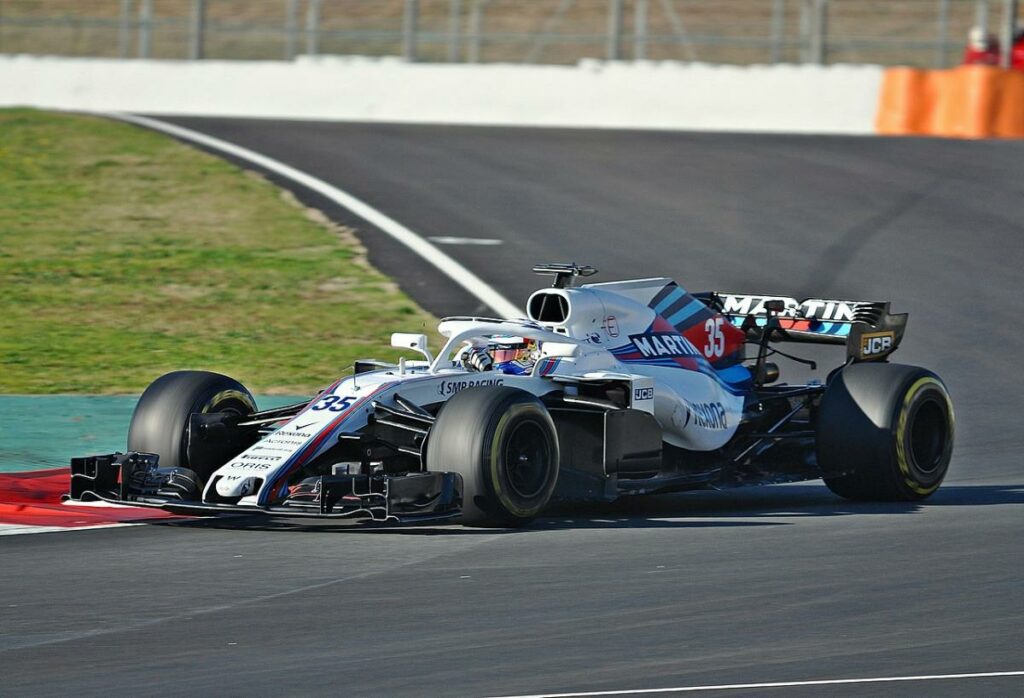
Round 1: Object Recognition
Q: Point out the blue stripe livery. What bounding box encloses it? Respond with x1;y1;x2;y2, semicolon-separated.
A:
664;299;705;328
652;287;687;316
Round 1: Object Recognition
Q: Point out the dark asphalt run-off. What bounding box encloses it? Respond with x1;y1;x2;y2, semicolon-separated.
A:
2;119;1022;697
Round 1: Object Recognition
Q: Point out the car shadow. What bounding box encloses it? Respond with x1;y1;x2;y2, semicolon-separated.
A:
540;482;1024;522
149;483;1024;535
152;514;786;535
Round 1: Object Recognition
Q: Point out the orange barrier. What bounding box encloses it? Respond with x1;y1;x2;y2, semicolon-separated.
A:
876;65;1024;138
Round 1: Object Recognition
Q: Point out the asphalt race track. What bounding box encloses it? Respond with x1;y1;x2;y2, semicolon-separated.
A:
2;119;1022;697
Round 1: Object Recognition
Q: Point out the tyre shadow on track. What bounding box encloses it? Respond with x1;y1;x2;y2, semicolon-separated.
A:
145;484;1023;534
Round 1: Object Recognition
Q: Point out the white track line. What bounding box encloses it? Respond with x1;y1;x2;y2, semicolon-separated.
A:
105;112;520;320
0;523;135;536
485;670;1024;698
429;236;504;246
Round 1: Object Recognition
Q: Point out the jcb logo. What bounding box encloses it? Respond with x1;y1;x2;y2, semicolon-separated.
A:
861;332;894;357
634;387;654;401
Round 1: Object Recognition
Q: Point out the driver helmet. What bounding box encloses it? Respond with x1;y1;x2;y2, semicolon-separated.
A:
491;336;537;375
969;26;988;50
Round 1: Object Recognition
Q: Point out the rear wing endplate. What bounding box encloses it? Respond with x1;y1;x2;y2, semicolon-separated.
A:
697;292;908;362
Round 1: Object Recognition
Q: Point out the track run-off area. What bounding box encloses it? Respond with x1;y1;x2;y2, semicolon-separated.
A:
2;117;1022;696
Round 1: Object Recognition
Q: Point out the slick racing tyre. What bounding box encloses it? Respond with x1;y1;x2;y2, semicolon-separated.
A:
818;363;954;501
426;386;560;527
128;370;256;481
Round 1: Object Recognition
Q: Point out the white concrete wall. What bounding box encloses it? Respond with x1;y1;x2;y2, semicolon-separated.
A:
0;55;883;134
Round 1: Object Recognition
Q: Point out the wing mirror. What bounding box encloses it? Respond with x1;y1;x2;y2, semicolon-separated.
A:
391;333;434;363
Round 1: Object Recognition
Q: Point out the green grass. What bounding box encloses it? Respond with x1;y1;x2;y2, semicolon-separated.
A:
0;108;437;394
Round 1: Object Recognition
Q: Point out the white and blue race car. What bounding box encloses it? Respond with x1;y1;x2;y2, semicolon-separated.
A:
68;264;955;527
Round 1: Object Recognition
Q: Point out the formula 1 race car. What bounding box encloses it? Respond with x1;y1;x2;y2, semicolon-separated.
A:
68;264;955;527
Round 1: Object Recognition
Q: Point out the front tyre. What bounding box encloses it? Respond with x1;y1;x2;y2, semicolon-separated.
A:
127;370;256;481
425;386;560;527
818;363;954;501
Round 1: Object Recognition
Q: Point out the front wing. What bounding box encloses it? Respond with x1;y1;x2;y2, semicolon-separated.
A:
67;452;463;525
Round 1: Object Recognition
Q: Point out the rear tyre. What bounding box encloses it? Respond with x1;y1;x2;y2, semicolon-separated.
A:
127;370;256;481
818;363;954;501
425;386;560;527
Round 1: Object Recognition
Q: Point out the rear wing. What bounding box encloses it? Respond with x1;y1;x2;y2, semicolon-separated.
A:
697;292;908;362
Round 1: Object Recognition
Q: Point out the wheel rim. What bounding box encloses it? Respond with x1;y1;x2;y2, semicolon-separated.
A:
909;398;947;475
503;420;552;500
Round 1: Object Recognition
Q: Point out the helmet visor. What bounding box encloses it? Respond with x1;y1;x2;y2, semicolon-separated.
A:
493;347;528;363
